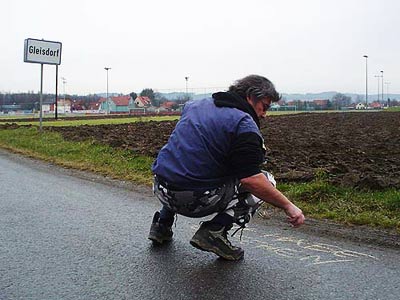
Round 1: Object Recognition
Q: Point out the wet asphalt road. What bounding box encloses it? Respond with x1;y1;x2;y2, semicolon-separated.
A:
0;150;399;300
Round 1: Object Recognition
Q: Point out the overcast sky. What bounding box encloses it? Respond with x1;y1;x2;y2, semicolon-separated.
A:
1;0;399;95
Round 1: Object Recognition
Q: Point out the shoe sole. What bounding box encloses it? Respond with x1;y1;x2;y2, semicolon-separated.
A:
148;234;172;244
190;238;244;261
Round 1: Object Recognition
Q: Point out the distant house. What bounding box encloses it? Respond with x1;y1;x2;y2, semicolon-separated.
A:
270;103;281;110
369;101;383;109
134;96;151;108
71;99;85;111
161;101;177;111
99;95;135;113
287;100;299;107
356;103;366;110
88;101;101;111
42;100;53;113
55;99;72;113
343;103;357;110
313;99;329;110
2;104;22;113
42;99;72;113
277;99;286;106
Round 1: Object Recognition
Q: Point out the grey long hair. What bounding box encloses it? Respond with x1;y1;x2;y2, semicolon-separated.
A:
228;75;281;103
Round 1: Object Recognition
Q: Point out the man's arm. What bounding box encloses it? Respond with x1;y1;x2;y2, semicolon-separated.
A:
240;173;305;227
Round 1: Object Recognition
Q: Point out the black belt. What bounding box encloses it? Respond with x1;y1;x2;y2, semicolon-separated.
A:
154;175;217;193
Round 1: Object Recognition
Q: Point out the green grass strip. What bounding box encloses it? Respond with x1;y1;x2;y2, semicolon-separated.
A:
279;179;400;233
0;127;153;185
386;107;400;112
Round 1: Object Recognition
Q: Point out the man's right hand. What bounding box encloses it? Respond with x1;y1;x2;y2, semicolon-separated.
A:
240;173;305;227
284;204;305;227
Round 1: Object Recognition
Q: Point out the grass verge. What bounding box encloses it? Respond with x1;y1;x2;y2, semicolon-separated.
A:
386;106;400;112
278;179;400;233
1;126;399;233
0;127;153;185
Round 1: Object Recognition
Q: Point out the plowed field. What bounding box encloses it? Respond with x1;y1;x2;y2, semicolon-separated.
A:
44;111;400;190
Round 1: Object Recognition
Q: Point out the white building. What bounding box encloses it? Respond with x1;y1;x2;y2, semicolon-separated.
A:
355;103;366;110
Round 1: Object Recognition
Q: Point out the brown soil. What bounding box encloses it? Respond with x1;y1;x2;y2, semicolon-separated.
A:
45;111;400;190
48;121;177;158
3;111;400;190
260;112;400;190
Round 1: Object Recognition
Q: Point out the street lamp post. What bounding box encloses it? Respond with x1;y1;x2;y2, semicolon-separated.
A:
374;75;381;101
384;82;391;102
185;76;189;102
380;70;384;103
363;55;368;106
104;67;111;114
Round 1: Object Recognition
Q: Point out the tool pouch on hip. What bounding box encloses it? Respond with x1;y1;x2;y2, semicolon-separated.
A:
153;177;239;218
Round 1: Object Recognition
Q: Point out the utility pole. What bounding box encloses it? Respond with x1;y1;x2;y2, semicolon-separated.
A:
380;70;384;103
104;67;111;114
374;75;381;101
185;76;189;102
384;82;391;102
363;55;368;106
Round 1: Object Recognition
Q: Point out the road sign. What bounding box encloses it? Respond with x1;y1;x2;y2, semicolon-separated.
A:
24;38;63;131
24;38;62;65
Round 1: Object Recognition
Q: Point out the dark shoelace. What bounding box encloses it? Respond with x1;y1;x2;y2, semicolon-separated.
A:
231;224;246;241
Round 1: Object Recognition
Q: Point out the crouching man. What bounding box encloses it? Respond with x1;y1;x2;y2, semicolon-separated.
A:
148;75;305;261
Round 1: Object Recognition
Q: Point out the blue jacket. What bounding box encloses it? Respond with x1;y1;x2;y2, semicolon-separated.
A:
152;93;265;190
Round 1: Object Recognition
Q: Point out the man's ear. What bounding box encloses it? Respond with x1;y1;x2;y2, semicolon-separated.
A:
246;96;254;104
246;95;257;106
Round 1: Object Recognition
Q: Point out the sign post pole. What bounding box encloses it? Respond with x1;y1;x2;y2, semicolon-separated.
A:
39;64;44;132
55;65;58;120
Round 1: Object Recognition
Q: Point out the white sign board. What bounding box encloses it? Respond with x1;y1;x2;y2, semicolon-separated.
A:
24;38;62;65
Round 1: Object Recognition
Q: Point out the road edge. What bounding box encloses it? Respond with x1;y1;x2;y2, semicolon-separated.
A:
1;148;399;249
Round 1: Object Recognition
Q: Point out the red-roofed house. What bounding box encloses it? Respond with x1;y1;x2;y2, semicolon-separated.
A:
369;101;383;109
88;101;101;110
134;96;151;107
99;95;135;113
112;95;131;106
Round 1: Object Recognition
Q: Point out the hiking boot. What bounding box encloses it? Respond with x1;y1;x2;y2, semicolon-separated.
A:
190;222;244;261
148;211;173;244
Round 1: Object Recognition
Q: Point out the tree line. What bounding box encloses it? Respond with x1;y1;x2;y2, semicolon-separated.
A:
0;92;102;111
0;88;191;111
2;91;396;112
